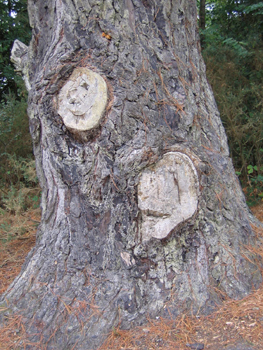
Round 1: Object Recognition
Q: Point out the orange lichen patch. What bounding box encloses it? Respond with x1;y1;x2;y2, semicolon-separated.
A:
102;32;112;40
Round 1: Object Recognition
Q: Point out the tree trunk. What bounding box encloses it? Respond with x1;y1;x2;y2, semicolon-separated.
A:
1;0;262;348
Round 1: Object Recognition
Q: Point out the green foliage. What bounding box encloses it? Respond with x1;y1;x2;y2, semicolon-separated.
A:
0;78;32;160
245;164;263;206
0;75;39;215
0;0;33;193
201;0;263;205
0;0;31;100
0;154;40;215
205;0;263;40
0;1;39;219
241;1;263;16
0;220;13;242
222;38;249;58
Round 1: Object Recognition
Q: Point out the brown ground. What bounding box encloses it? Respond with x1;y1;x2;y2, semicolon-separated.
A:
0;204;263;349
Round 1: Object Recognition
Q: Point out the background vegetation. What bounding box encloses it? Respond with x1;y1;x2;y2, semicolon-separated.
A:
200;0;263;205
0;0;39;243
0;0;263;234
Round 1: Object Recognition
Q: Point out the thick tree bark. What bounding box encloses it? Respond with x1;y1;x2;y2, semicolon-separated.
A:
1;0;263;349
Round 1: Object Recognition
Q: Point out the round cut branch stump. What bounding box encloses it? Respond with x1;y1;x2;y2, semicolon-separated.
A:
57;67;107;131
138;152;199;241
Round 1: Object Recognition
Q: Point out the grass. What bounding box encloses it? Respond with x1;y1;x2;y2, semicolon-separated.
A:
0;205;263;349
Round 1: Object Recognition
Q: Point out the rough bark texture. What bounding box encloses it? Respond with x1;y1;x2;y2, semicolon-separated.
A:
1;0;263;349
